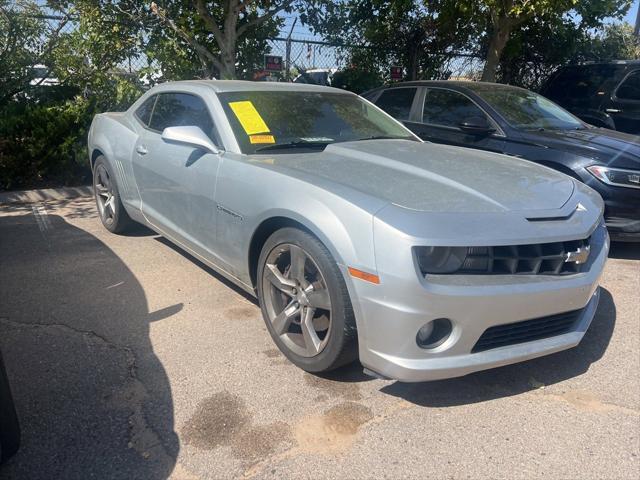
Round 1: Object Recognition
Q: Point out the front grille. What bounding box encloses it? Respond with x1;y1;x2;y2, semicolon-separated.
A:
472;309;582;353
458;237;590;275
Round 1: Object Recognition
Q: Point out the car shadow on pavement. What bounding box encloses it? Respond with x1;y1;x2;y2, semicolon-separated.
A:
0;214;179;480
609;242;640;260
381;288;616;407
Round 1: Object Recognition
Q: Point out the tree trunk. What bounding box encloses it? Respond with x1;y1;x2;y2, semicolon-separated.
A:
219;34;237;79
481;18;512;82
407;47;420;80
219;50;236;79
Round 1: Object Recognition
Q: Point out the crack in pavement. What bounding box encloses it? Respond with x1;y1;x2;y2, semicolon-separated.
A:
0;316;174;468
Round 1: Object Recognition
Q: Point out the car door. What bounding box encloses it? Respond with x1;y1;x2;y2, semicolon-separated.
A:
411;87;505;153
610;69;640;135
132;91;224;256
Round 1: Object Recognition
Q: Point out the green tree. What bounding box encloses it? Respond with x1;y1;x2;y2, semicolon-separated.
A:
147;1;293;79
488;2;635;89
1;1;145;190
476;0;632;82
47;1;145;89
581;22;640;61
302;0;476;81
496;19;639;89
0;1;71;104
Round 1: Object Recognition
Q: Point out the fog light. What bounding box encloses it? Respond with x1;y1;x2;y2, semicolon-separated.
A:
416;318;452;349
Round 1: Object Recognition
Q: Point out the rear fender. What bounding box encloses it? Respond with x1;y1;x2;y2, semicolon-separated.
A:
89;115;142;213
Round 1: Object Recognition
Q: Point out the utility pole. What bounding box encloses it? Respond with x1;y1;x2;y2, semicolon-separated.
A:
285;18;297;81
635;2;640;36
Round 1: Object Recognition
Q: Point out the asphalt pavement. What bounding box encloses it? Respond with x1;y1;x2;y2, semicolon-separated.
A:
0;197;638;480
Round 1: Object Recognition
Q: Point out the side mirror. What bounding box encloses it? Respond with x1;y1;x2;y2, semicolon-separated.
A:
458;116;496;135
161;126;221;154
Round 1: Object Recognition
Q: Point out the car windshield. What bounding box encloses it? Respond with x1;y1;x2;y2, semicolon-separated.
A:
474;88;584;131
217;90;416;154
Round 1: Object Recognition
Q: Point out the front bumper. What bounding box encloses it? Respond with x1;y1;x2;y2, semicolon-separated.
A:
351;219;609;383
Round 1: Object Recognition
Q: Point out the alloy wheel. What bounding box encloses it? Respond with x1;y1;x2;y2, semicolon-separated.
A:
94;164;116;225
261;243;333;357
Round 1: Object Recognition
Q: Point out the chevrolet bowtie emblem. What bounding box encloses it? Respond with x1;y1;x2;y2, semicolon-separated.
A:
564;245;591;264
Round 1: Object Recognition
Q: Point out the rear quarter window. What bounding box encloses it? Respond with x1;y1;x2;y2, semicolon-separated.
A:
374;88;417;121
135;95;156;126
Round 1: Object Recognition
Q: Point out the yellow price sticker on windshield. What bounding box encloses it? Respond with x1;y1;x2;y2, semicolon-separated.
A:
249;134;275;144
229;101;270;135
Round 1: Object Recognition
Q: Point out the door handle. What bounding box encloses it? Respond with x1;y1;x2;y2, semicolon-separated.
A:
605;108;622;113
136;145;148;155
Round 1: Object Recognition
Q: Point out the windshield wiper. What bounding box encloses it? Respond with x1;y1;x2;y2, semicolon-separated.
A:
254;141;330;152
352;135;415;141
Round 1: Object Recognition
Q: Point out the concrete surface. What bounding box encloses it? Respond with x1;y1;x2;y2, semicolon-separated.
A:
0;197;638;480
0;186;92;205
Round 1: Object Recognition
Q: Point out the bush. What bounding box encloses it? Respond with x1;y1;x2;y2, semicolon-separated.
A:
0;79;142;191
0;96;93;190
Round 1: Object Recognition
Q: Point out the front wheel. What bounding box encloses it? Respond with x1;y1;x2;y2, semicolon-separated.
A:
257;228;358;373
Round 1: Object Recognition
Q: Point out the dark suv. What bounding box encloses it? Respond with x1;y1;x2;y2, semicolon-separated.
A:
541;61;640;134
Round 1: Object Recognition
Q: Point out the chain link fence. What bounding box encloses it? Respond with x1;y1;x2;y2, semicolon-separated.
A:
266;37;484;82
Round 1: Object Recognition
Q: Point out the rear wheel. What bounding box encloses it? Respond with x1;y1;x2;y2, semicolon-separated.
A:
93;156;134;234
257;228;358;372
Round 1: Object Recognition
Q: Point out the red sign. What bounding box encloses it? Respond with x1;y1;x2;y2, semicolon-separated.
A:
264;55;283;72
390;66;402;81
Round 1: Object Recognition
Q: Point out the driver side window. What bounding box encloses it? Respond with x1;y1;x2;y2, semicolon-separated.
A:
423;88;487;128
149;92;222;146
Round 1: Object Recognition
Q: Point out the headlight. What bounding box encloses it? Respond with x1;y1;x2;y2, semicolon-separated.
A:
414;246;468;274
587;165;640;189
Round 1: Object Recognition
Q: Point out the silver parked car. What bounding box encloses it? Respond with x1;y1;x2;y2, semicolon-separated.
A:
88;81;609;382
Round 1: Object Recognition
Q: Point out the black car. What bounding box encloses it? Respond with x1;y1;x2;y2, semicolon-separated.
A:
0;349;19;463
541;61;640;135
363;81;640;241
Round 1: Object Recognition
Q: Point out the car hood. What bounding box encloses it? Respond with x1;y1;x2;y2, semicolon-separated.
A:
525;127;640;169
258;140;575;213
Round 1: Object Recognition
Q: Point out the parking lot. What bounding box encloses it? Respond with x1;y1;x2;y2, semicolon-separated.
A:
0;196;638;480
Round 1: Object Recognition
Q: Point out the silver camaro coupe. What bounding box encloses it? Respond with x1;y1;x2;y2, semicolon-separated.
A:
88;80;609;382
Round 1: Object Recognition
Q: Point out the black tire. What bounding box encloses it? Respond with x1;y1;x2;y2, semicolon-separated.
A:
0;350;20;464
257;227;358;373
93;156;134;234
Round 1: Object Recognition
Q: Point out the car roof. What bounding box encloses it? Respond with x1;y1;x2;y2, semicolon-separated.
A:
576;60;640;66
365;80;532;95
150;79;350;94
